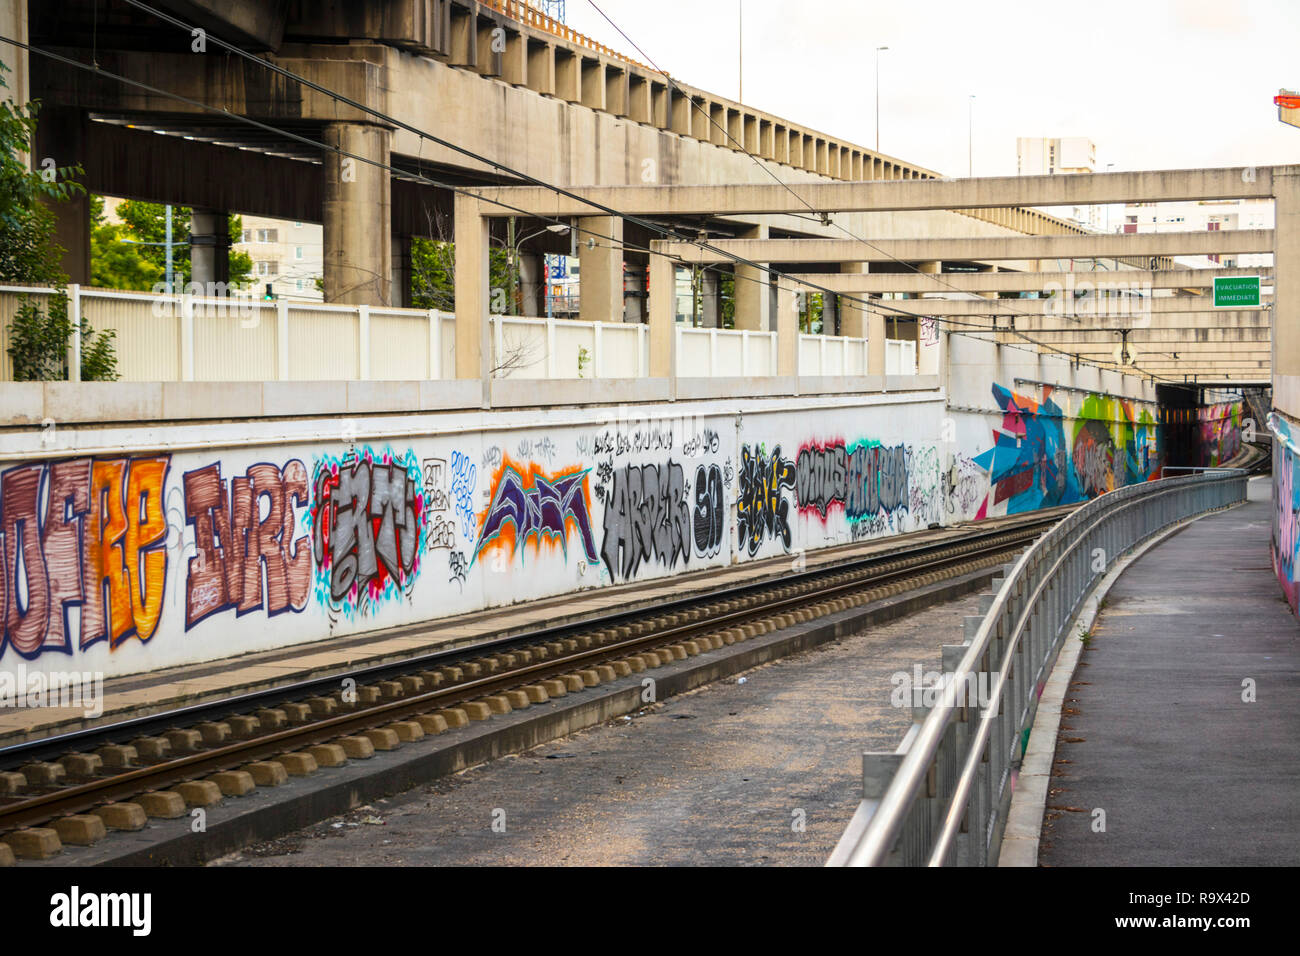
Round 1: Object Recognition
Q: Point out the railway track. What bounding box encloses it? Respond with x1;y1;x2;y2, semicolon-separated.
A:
0;508;1073;861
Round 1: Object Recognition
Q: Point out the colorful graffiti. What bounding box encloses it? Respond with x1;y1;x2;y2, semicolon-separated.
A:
1274;416;1300;616
309;447;426;616
737;444;797;555
1197;402;1243;467
1;457;170;659
793;440;910;522
972;384;1163;517
183;460;311;630
473;458;599;566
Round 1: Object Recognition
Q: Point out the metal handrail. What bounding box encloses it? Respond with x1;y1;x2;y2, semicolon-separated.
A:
831;469;1248;867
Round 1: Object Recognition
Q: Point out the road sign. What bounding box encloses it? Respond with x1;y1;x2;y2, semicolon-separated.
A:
1213;275;1259;308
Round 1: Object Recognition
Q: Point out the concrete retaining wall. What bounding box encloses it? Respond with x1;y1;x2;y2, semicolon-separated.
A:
0;344;1166;680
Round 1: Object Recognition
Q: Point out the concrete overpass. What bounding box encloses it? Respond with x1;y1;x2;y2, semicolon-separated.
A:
3;0;1106;320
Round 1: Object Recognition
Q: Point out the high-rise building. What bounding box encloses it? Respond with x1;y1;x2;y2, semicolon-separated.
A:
1016;137;1096;176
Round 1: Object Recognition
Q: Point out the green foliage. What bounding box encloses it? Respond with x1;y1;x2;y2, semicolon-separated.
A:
112;199;253;289
410;236;514;312
90;195;161;290
0;58;117;381
5;292;118;381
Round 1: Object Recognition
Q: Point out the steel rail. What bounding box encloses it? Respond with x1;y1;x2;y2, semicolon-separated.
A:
0;508;1071;772
0;524;1051;833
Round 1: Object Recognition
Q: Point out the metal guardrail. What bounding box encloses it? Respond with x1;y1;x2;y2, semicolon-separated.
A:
828;469;1248;867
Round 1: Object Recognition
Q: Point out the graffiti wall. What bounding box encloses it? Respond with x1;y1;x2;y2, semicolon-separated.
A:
1194;402;1243;467
964;384;1164;519
1271;414;1299;616
0;381;1169;680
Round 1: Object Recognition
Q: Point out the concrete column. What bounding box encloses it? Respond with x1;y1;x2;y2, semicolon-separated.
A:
671;90;692;135
527;41;555;95
628;75;651;123
519;252;543;316
648;250;675;378
392;234;412;308
979;263;998;299
623;259;647;323
555;50;580;102
823;289;839;335
733;224;769;330
323;123;392;306
840;262;869;337
33;107;90;285
606;68;629;117
502;31;527;86
1274;169;1300;415
0;0;29;116
581;59;605;111
775;277;798;377
454;193;489;387
578;216;624;323
918;319;942;376
189;208;230;292
449;8;478;68
701;268;720;328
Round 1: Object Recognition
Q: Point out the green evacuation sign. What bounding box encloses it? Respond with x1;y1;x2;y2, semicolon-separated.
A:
1214;275;1260;307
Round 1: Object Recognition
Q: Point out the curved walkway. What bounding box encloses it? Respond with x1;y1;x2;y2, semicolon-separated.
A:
1039;478;1300;866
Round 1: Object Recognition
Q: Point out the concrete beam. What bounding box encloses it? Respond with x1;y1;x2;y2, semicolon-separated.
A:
993;327;1271;345
889;297;1268;317
658;230;1274;264
956;311;1271;333
470;166;1282;217
787;266;1273;295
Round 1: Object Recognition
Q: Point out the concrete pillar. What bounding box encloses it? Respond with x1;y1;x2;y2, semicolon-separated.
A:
1274;169;1300;415
189;208;230;292
733;224;769;331
624;259;647;323
0;0;29;116
323;123;392;306
519;252;543;316
648;250;675;378
502;31;527;86
392;234;412;308
449;8;478;68
979;263;998;299
918;319;942;376
775;277;798;377
454;193;489;388
606;68;629;117
578;216;624;323
628;75;651;123
527;41;555;96
823;289;839;335
840;262;869;337
671;90;692;135
581;59;605;111
556;50;580;102
33;108;90;285
701;268;720;328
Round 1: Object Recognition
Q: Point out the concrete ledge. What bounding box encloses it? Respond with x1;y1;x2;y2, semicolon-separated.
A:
490;376;670;407
0;383;44;425
163;381;264;420
45;562;1003;866
43;382;163;424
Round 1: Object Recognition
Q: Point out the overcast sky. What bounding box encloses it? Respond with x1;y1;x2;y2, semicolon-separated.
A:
566;0;1299;177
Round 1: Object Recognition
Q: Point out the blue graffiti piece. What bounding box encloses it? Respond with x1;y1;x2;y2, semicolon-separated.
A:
472;466;599;565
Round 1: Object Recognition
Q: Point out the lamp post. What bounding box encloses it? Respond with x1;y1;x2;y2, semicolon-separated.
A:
119;204;180;292
875;46;888;152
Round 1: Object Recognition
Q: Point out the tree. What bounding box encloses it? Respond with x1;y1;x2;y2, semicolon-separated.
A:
0;58;118;381
113;199;254;289
90;194;161;290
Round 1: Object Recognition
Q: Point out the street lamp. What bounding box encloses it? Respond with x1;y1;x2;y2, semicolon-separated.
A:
875;46;889;152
